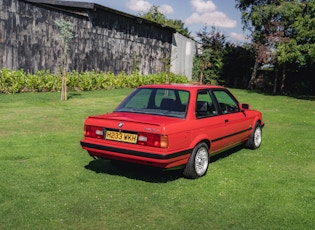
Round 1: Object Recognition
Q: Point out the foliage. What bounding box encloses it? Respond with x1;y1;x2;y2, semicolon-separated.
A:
140;6;191;37
197;26;226;50
0;89;314;229
221;44;256;88
192;49;223;85
276;0;315;65
0;68;188;94
235;0;315;94
192;27;226;85
54;19;74;44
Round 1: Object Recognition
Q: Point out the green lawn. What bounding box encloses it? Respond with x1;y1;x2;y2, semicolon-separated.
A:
0;89;314;229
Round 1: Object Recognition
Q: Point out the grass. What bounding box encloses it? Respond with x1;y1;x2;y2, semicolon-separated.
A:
0;88;314;229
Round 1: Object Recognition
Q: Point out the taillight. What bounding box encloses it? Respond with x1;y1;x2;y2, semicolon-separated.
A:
84;125;104;139
138;132;168;148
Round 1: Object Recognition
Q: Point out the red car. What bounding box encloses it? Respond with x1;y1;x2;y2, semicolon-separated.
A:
80;84;264;179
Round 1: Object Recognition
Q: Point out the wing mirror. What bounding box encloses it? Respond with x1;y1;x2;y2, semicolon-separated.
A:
241;103;250;110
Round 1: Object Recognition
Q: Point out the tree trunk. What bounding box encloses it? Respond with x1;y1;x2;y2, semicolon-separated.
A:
280;63;287;94
199;71;203;84
247;59;259;89
60;41;68;101
199;61;205;84
273;69;278;94
61;67;67;101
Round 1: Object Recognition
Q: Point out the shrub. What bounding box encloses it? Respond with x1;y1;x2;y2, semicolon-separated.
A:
0;69;27;93
0;68;189;94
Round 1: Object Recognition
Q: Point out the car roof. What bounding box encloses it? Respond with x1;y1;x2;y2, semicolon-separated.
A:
138;84;225;91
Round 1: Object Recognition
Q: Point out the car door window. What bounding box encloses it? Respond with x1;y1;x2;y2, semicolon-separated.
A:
213;90;239;114
196;90;217;118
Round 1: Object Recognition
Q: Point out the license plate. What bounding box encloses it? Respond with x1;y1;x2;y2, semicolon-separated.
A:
105;130;138;144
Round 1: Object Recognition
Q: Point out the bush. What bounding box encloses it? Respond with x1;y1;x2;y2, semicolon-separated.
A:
0;68;189;94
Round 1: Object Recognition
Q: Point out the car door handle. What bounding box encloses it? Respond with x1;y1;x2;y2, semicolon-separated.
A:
225;119;229;123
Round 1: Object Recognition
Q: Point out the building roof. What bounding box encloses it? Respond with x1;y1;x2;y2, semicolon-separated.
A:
23;0;176;32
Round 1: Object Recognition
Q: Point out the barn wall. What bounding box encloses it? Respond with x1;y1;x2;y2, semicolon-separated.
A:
171;32;198;81
0;0;174;75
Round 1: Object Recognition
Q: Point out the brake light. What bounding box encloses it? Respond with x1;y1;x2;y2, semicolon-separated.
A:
138;132;168;148
84;125;104;139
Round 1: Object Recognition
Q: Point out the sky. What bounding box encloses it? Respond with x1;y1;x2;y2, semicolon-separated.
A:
70;0;248;43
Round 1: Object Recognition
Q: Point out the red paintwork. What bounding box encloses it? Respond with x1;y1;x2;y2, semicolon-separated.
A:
80;84;264;169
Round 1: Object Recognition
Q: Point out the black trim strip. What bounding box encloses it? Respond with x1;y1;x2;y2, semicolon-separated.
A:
212;127;252;143
80;141;192;160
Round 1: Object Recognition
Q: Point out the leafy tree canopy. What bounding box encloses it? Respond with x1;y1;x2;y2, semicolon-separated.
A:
139;6;191;37
192;27;227;84
236;0;315;93
236;0;315;66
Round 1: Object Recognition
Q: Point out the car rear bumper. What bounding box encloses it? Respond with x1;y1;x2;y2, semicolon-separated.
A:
80;141;192;169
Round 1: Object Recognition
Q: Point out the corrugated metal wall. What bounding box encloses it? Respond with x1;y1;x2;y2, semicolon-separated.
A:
170;33;198;80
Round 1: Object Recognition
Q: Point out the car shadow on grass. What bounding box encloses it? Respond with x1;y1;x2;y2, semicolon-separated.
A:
84;145;244;182
84;159;183;183
209;145;244;163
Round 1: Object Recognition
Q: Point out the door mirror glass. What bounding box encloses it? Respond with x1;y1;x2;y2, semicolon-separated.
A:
242;103;250;109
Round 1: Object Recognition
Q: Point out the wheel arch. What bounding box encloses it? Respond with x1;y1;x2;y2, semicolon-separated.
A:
253;118;263;128
190;137;210;152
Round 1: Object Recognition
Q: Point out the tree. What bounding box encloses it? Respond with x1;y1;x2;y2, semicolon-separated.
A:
192;27;226;84
276;0;315;92
236;0;315;94
55;19;74;101
197;26;226;51
140;6;191;37
221;43;255;89
236;0;287;92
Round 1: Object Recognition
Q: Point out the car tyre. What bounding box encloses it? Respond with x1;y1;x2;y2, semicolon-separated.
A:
183;142;209;179
246;123;262;149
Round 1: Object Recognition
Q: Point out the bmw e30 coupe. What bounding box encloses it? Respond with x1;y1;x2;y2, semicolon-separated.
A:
80;84;264;179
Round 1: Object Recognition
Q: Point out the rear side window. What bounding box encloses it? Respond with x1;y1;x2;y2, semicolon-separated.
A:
213;90;239;114
156;89;189;114
196;90;218;118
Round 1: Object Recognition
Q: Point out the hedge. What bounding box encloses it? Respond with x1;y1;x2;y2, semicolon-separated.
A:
0;69;189;94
